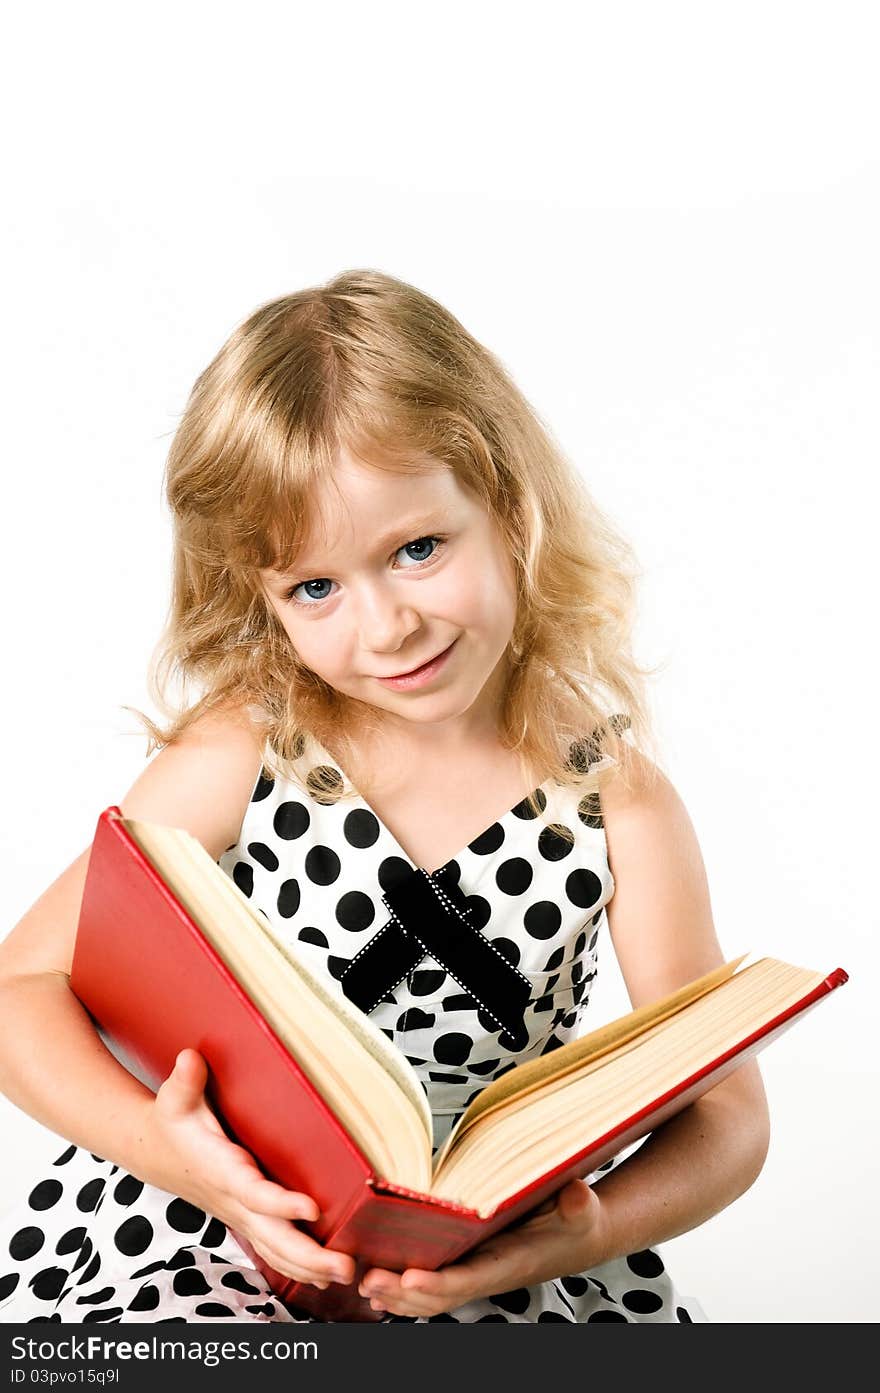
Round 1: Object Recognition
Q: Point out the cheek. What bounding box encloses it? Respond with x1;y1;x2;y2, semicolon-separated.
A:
276;611;348;674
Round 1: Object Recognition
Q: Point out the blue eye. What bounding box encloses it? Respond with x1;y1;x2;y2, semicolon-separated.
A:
285;535;444;606
397;537;439;566
289;578;334;604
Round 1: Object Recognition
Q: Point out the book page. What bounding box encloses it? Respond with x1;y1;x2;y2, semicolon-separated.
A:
123;818;433;1186
432;955;748;1170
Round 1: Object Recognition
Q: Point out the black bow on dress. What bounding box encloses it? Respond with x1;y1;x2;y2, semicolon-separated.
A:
340;864;531;1049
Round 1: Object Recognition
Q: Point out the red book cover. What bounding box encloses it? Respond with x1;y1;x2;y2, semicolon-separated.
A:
69;806;849;1322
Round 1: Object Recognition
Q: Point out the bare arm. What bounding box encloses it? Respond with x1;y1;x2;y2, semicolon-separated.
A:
0;709;356;1288
581;752;771;1266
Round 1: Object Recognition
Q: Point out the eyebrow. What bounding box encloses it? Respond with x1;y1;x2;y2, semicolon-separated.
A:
269;513;452;579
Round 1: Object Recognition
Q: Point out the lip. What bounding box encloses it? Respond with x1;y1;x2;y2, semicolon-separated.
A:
376;640;458;689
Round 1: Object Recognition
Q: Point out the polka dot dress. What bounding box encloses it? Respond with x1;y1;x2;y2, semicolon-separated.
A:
0;737;706;1324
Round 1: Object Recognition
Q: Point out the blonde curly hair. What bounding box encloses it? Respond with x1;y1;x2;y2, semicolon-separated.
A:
124;269;663;823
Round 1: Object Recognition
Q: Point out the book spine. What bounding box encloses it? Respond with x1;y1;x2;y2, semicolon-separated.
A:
277;1186;490;1321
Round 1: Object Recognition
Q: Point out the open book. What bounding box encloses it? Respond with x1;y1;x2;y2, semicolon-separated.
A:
70;806;847;1320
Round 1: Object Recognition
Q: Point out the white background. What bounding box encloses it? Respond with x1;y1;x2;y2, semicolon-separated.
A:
0;1;877;1323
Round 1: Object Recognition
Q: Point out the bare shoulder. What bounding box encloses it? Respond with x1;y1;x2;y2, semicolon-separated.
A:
117;701;266;861
595;749;728;1010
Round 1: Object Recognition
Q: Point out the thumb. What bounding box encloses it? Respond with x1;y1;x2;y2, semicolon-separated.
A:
556;1179;596;1225
161;1048;208;1105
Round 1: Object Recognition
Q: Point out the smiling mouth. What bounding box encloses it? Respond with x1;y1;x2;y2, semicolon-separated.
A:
382;642;456;679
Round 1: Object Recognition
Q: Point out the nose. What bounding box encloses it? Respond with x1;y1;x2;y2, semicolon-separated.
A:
353;578;422;655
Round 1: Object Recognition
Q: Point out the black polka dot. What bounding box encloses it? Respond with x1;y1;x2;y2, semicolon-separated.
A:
511;789;547;819
442;993;478;1011
524;901;562;940
343;809;380;848
469;823;505;856
677;1305;694;1322
55;1227;86;1256
220;1270;262;1295
538;1310;570;1321
565;867;602;909
588;1309;628;1322
305;845;341;885
538;824;574;861
622;1287;663;1314
248;841;280;872
166;1199;207;1234
172;1268;213;1297
166;1249;196;1270
113;1175;144;1207
567;734;603;772
251;771;274;802
201;1218;227;1248
0;1272;20;1301
75;1252;101;1286
495;858;533;895
82;1307;123;1323
326;955;349;980
543;944;565;970
28;1179;63;1211
409;969;446;996
377;856;413;893
626;1249;665;1279
335;891;375;932
245;1301;276;1316
489;1287;531;1313
194;1301;238;1317
577;793;603;829
277;878;301;917
127;1283;161;1311
490;936;521;967
468;1057;501;1075
76;1180;105;1213
113;1215;154;1257
396;1008;436;1030
76;1285;116;1306
305;765;344;805
52;1145;77;1166
298;926;329;948
561;1274;589;1296
231;862;253;897
433;1033;473;1066
30;1267;68;1301
274;801;310;840
9;1231;44;1264
71;1238;94;1273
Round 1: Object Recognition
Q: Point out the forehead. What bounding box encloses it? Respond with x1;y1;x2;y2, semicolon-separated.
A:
275;458;473;572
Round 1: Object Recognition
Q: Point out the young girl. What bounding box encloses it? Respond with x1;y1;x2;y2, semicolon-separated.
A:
0;269;769;1324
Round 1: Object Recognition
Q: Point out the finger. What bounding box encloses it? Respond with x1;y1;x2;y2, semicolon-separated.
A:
555;1179;597;1224
238;1176;321;1223
157;1048;208;1110
253;1225;355;1285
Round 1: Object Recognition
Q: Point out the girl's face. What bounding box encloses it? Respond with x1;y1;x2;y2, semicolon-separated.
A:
259;447;519;734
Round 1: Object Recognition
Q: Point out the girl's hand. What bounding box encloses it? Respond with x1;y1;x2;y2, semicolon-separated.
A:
358;1179;606;1318
145;1048;356;1290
